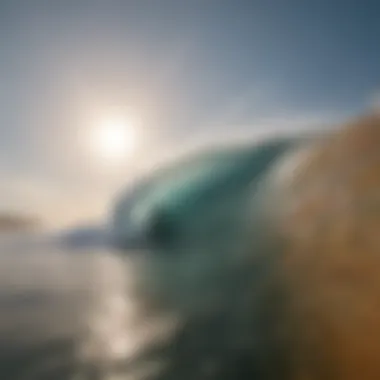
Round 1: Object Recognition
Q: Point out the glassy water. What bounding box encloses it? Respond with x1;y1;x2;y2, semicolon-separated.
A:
0;237;171;380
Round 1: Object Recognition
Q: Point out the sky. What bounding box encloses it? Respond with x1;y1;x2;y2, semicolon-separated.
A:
1;0;380;228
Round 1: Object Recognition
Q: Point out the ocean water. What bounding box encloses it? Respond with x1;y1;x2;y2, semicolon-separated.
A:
0;235;170;380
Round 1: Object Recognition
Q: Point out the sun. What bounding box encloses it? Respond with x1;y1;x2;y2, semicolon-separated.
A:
91;115;136;162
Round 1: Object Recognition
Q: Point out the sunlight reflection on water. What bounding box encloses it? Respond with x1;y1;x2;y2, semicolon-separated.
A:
0;237;172;379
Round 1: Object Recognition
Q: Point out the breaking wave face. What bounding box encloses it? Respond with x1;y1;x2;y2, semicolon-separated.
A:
0;136;297;380
4;114;380;380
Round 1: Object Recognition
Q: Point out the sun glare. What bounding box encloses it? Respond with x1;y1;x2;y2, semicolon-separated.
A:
91;115;136;163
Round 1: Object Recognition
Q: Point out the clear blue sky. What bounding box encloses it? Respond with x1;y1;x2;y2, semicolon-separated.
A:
1;0;380;227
